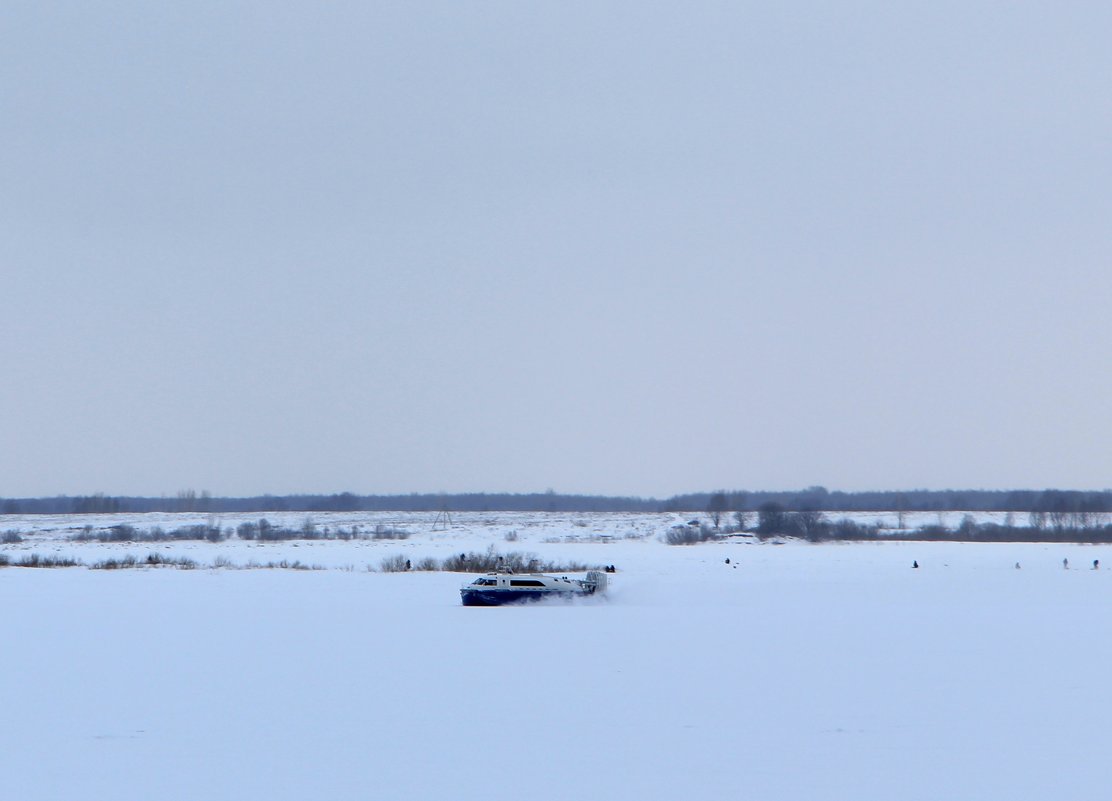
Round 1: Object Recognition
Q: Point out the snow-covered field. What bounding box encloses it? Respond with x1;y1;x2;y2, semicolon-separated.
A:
4;511;1112;800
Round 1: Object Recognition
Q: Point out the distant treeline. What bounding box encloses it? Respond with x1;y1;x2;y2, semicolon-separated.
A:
670;487;1112;515
3;487;1112;516
0;491;659;515
747;507;1112;543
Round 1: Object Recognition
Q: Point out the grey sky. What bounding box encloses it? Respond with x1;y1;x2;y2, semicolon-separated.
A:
3;2;1111;498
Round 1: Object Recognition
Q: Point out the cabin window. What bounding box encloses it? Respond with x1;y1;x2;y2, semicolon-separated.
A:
509;579;546;587
473;578;497;586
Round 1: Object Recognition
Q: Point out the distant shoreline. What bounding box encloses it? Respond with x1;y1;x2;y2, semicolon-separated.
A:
2;487;1110;519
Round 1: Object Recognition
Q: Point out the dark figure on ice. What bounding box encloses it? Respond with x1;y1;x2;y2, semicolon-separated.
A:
1064;557;1069;570
1015;562;1021;570
1094;560;1100;570
912;561;919;569
725;558;730;565
405;559;411;571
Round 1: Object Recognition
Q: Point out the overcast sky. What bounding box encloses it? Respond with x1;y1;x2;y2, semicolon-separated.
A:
3;2;1111;499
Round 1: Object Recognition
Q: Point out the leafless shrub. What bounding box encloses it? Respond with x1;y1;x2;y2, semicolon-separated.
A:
380;554;410;572
665;524;720;545
142;553;198;569
373;525;410;540
438;546;593;574
71;524;222;543
237;521;261;540
261;560;321;570
92;555;139;569
15;554;82;568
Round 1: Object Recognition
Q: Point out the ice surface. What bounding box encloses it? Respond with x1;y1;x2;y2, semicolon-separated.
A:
3;513;1111;800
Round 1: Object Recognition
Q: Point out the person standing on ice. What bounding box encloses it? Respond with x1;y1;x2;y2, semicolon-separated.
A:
1063;557;1069;569
1094;559;1100;570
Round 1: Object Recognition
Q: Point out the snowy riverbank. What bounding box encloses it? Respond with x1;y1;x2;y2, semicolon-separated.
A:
3;513;1111;800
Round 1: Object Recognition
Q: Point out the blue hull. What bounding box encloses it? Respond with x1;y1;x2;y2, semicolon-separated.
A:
460;588;590;606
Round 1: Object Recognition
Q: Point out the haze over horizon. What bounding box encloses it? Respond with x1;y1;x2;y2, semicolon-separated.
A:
4;3;1111;499
9;484;1112;505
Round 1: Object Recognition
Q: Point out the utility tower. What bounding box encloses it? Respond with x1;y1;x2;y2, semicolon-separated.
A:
433;501;452;530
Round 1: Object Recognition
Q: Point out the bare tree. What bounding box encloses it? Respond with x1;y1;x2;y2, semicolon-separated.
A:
707;491;728;529
794;509;825;540
757;502;787;537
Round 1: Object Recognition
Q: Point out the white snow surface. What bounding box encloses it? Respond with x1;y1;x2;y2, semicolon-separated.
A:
3;511;1111;800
